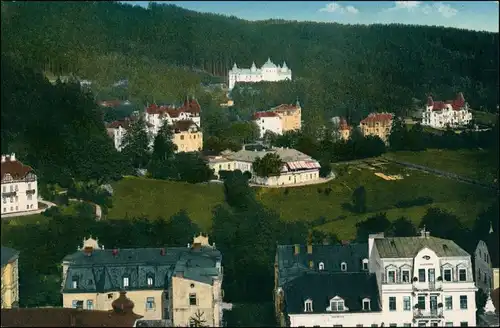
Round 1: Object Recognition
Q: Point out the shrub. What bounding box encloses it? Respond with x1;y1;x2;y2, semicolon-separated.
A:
284;188;289;195
324;187;332;195
317;188;323;194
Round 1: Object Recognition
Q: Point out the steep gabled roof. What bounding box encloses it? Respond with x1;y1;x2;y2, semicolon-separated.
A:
1;157;34;180
374;236;470;258
173;120;199;133
253;111;279;119
360;113;394;124
1;246;19;267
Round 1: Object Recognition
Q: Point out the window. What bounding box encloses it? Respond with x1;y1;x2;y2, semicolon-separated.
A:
123;277;129;288
445;296;453;310
445;323;453;327
318;262;324;271
147;276;154;287
72;300;80;308
418;322;427;327
87;300;93;310
389;297;396;311
403;296;411;311
356;325;363;327
72;278;78;289
333;326;342;328
146;297;155;310
28;183;31;190
402;270;410;283
330;299;345;312
431;323;438;327
459;295;467;309
180;135;184;140
459;269;467;281
189;293;197;306
403;325;411;327
2;198;5;204
362;260;368;271
389;325;397;327
304;299;313;312
443;269;452;282
418;269;426;282
107;293;113;299
340;262;347;271
387;270;396;283
27;194;32;201
362;299;371;311
460;322;468;327
418;296;426;310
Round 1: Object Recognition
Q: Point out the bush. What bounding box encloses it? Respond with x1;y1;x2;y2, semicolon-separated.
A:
284;188;289;195
243;171;252;180
218;170;231;180
324;187;332;195
42;206;60;217
317;188;323;194
53;193;69;206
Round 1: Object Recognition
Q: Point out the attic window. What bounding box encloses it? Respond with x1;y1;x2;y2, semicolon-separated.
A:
147;276;154;287
123;276;130;288
341;262;347;272
423;255;431;260
72;278;78;289
362;259;369;271
443;245;449;251
319;262;325;271
304;299;313;312
362;298;371;311
330;298;345;312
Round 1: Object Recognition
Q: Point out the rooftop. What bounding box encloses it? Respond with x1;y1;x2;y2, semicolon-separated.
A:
173;120;200;133
283;271;381;314
1;246;20;267
374;236;470;258
145;98;201;116
427;92;466;111
223;147;312;164
1;154;35;181
360;112;394;124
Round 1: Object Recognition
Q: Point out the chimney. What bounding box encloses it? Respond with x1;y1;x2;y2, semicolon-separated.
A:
1;155;5;163
420;226;430;238
10;153;16;161
368;233;384;258
160;248;165;256
294;244;300;256
112;249;119;256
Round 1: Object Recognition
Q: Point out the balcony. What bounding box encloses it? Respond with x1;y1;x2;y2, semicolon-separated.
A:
2;191;17;197
413;309;444;319
413;281;442;292
26;189;36;195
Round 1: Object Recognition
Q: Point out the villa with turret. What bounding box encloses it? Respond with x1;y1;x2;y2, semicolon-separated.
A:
228;58;292;90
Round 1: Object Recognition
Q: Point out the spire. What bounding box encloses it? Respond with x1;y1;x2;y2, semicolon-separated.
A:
267;57;272;63
232;63;238;70
283;61;288;68
484;289;496;314
295;97;301;108
489;221;494;234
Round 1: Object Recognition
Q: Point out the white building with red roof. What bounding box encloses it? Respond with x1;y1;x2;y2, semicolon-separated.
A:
253;111;283;138
1;153;38;215
422;92;472;129
228;58;292;90
144;98;201;136
359;112;394;144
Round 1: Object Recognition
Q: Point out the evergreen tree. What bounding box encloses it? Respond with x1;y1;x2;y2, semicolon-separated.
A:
121;117;151;169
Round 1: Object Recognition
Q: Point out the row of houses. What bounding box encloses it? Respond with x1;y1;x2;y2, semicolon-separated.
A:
2;234;227;327
274;229;500;327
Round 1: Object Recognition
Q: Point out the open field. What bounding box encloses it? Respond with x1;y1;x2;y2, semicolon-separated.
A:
470;109;498;127
384;149;498;185
109;160;496;239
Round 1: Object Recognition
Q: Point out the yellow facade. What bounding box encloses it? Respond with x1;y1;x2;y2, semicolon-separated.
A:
340;128;351;141
1;258;19;309
271;104;301;132
171;276;221;327
173;131;203;153
359;113;393;143
62;290;165;320
494;268;499;290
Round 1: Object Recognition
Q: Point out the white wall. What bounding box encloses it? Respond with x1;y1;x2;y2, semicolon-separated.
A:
474;241;493;292
289;312;383;327
1;174;38;215
422;107;472;129
255;116;283;138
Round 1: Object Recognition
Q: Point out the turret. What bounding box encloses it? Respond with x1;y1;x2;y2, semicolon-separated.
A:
251;62;257;72
457;92;465;102
232;63;238;70
427;96;434;106
282;61;288;72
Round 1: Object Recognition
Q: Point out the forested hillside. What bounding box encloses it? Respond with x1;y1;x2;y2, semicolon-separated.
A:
1;1;498;123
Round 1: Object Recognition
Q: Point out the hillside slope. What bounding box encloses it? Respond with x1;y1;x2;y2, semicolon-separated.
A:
1;1;498;119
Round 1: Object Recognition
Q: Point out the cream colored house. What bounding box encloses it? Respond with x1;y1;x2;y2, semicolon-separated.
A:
270;101;302;133
494;268;500;290
207;146;322;187
61;235;224;326
172;120;203;153
359;112;394;143
1;246;20;309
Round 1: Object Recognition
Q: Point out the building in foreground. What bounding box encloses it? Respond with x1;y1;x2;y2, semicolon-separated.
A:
1;246;20;309
359;113;394;144
207;146;321;187
61;235;224;327
422;93;472;129
275;229;478;327
228;58;292;90
1;292;142;327
1;154;38;215
253;101;302;138
474;240;494;292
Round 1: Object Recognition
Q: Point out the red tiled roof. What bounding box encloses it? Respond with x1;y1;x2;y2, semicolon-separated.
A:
427;93;466;111
271;104;299;112
339;118;352;131
98;100;122;108
1;156;34;180
106;118;132;129
173;120;199;132
253;111;279;119
0;307;142;327
360;113;394;124
146;98;201;116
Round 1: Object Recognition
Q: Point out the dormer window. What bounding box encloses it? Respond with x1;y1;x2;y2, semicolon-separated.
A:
147;275;154;287
362;298;371;311
362;259;369;271
123;276;130;288
72;277;78;289
340;262;347;272
319;262;325;271
387;270;396;283
330;298;345;312
304;299;313;312
458;269;467;281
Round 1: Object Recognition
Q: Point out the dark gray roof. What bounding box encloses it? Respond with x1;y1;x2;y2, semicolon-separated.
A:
1;246;19;267
375;237;470;258
62;247;221;293
283;272;381;314
276;243;368;286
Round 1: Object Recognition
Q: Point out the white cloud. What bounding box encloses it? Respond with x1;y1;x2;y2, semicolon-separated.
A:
319;2;359;14
384;1;458;18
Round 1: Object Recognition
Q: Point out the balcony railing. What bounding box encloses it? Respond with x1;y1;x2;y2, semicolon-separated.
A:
413;309;444;319
2;191;17;197
412;281;442;291
26;189;36;195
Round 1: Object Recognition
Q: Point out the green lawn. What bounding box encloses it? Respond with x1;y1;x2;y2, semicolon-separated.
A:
2;213;51;226
384;149;498;185
108;177;225;230
109;163;496;240
470;109;498;127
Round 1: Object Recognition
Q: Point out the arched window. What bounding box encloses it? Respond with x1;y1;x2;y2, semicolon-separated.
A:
304;299;313;312
341;262;347;272
319;262;325;271
147;274;154;287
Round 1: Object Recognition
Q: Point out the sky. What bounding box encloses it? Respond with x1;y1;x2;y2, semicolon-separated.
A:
124;1;499;32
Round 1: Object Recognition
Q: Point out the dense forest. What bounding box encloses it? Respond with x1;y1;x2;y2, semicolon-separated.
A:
1;1;498;125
